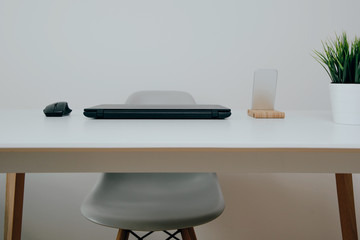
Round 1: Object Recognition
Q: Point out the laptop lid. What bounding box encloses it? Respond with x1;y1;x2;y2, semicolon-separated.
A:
83;104;231;119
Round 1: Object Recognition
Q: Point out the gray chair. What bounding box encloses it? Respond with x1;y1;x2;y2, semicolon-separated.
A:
81;91;225;240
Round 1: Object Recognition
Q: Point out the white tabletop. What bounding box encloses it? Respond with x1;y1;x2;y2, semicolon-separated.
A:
1;109;360;149
1;109;360;173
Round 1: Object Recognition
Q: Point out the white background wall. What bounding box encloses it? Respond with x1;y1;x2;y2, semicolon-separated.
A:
0;0;359;239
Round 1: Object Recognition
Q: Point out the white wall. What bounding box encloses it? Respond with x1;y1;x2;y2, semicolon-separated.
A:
0;0;360;239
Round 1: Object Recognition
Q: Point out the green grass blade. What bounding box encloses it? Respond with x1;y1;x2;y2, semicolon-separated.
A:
342;53;349;83
356;54;360;83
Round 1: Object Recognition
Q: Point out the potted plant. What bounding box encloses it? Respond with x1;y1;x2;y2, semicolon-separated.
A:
314;33;360;125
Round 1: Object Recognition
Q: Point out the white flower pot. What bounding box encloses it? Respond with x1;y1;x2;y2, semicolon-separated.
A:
329;84;360;125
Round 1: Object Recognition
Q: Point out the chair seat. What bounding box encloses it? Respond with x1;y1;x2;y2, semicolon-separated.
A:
81;173;225;231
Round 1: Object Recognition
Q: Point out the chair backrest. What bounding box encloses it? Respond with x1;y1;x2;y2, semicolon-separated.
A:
81;90;224;231
126;91;196;105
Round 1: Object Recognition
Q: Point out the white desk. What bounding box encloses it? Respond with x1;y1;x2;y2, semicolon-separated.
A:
1;110;360;240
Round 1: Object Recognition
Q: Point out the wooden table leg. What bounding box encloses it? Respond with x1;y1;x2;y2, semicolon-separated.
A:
4;173;25;240
335;173;358;240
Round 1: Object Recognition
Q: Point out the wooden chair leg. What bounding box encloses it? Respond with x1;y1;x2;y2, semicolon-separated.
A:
187;227;197;240
180;229;191;240
180;227;197;240
116;229;130;240
4;173;25;240
335;173;358;240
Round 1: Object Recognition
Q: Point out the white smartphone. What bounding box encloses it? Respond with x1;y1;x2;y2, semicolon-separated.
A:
251;69;278;110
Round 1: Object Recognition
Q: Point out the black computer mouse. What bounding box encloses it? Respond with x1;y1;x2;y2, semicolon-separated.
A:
43;102;72;117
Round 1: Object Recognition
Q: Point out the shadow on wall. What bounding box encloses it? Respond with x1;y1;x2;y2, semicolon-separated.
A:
198;173;341;240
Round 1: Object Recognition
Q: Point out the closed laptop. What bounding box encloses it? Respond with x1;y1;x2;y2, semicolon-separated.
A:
83;104;231;119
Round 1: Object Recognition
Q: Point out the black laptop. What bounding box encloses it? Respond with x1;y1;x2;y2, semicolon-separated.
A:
83;104;231;119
